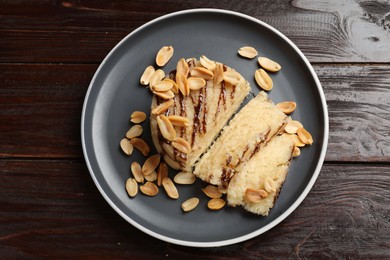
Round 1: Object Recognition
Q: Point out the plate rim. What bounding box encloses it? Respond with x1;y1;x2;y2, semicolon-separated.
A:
81;8;329;247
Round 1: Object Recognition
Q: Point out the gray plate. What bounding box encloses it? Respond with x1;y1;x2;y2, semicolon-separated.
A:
81;9;328;247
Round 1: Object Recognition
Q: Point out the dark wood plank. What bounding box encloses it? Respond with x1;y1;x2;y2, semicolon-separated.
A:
1;64;389;161
1;0;389;63
319;64;390;162
0;64;97;158
0;160;389;258
0;160;166;258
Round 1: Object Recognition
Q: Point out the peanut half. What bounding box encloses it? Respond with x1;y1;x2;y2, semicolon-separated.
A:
176;72;190;96
156;45;174;67
276;101;297;115
245;188;268;203
187;77;206;90
181;197;199;212
223;70;241;86
167;115;190;127
130;111;147;124
199;55;216;71
126;125;143;139
176;58;189;77
172;137;191;154
190;67;214;80
213;63;224;85
207;198;226;210
202;185;222;199
157;115;176;141
130;138;151;156
238;46;258;59
140;66;155;85
162;177;179;199
254;69;273;91
144;171;157;182
258;57;281;72
152;99;174;115
142;154;161;176
157;162;168;186
173;171;196;185
131;161;144;183
284;120;303;134
125;178;138;197
152;80;173;92
120;138;133;155
140;182;159;196
149;69;165;88
153;89;175;100
297;127;313;145
163;78;179;93
292;146;301;157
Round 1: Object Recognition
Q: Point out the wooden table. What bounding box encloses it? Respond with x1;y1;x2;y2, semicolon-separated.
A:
1;0;389;258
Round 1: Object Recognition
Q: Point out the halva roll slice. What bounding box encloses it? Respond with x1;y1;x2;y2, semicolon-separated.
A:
150;58;251;172
193;91;288;186
227;134;294;216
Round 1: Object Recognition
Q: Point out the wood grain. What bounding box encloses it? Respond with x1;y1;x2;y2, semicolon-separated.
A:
1;64;389;161
0;64;97;158
1;0;389;63
0;160;167;258
0;160;388;258
1;1;389;258
291;0;390;62
318;64;390;162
